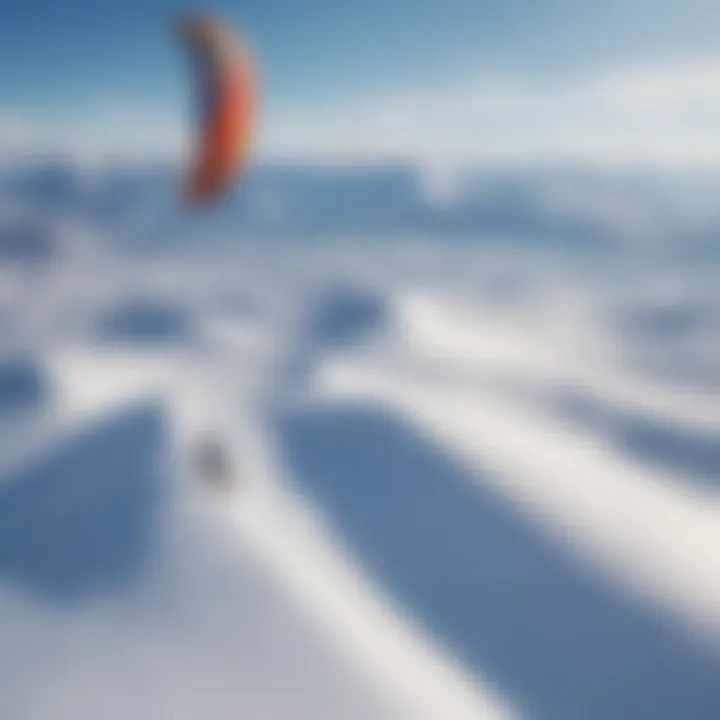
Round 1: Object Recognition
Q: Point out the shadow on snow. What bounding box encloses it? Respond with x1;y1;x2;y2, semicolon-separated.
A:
0;402;167;605
276;402;720;720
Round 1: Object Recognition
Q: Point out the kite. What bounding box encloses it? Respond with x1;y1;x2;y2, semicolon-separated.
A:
176;15;256;204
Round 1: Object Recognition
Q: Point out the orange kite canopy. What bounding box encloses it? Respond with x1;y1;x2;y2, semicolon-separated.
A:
175;15;256;205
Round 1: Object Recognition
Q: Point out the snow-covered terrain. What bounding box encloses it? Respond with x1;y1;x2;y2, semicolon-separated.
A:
0;160;719;719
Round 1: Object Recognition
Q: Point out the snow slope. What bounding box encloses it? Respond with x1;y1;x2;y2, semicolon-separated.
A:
0;163;719;719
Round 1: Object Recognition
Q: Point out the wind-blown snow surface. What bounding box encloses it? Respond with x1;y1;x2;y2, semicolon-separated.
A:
1;160;720;719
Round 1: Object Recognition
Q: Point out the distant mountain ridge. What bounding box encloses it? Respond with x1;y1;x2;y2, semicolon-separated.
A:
2;159;720;259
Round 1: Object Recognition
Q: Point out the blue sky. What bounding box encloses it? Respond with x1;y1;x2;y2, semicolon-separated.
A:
2;0;720;163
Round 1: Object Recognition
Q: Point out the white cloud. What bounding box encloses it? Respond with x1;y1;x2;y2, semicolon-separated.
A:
0;113;56;158
0;104;186;167
259;58;720;167
63;105;186;161
6;59;720;168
